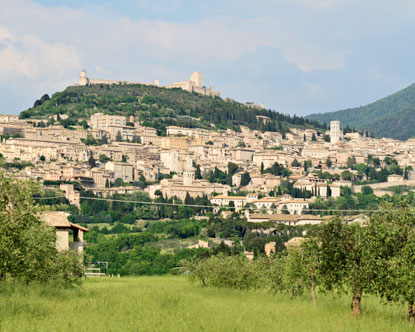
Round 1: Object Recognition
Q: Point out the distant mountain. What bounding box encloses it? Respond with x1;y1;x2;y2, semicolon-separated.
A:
20;84;324;135
306;84;415;140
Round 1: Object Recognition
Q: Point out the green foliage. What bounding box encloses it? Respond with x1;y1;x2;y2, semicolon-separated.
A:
0;175;83;286
21;84;324;134
291;158;301;167
307;83;415;140
240;172;251;187
81;134;100;146
262;162;291;177
86;231;206;276
147;219;203;239
2;277;415;332
98;154;110;163
0;161;33;170
185;254;265;290
326;157;332;168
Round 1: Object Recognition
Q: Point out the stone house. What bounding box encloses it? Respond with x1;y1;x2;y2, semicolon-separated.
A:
40;211;88;253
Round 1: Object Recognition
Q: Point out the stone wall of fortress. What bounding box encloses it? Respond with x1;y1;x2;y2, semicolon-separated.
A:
77;70;218;97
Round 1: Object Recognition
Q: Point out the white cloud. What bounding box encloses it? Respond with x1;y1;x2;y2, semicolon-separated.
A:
0;25;81;82
0;1;346;76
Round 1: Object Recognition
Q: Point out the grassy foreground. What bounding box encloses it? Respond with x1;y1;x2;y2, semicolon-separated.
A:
0;276;412;332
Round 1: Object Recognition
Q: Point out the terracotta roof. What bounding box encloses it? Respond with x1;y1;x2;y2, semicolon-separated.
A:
298;214;321;220
39;211;88;232
212;195;246;200
70;222;89;232
249;214;299;222
39;211;71;228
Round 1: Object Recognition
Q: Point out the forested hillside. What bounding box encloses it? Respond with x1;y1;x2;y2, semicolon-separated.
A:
20;84;324;135
306;83;415;140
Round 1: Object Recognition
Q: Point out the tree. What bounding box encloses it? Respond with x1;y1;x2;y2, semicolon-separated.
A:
114;178;124;187
39;155;46;162
317;218;375;315
195;165;202;179
366;205;415;321
291;159;301;167
132;135;141;144
240;172;251;187
326;157;332;168
311;133;317;141
116;131;123;142
88;155;96;168
0;175;83;285
301;238;322;306
303;160;312;173
341;170;353;181
388;231;415;321
79;120;88;129
99;134;109;145
82;134;98;146
404;167;409;180
361;186;373;195
346;157;356;169
99;154;110;163
281;205;290;214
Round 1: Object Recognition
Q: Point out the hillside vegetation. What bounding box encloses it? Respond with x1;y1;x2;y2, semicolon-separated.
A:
306;83;415;140
20;84;324;134
0;276;412;332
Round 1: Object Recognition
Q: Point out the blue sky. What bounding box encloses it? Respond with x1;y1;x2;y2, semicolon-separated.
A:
1;0;415;116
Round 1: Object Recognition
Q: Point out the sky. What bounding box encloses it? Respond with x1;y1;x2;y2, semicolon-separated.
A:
1;0;415;117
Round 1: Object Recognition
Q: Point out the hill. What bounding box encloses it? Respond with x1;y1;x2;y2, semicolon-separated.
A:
20;84;324;135
306;83;415;140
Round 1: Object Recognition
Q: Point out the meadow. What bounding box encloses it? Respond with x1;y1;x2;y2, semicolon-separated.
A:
0;276;413;332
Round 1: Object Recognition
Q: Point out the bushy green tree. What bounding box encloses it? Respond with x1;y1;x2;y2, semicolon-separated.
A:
0;175;83;286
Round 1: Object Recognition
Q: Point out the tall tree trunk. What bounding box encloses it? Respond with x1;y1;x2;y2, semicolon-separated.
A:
310;272;317;307
407;302;415;323
351;290;362;315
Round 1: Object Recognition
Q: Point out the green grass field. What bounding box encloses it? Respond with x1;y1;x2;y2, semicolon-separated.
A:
0;276;412;332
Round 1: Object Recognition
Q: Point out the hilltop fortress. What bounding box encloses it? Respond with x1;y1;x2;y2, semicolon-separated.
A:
77;70;219;97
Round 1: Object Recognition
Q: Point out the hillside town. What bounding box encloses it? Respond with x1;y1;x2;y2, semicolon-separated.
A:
1;110;414;226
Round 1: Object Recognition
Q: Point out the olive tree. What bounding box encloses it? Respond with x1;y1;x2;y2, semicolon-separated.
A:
0;175;84;286
317;218;374;315
367;204;415;321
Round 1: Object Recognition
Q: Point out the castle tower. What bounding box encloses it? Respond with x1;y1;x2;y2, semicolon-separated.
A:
330;120;341;144
190;72;203;88
79;70;89;86
183;170;195;186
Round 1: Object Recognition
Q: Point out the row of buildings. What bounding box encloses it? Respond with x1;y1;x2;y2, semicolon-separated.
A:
1;111;415;216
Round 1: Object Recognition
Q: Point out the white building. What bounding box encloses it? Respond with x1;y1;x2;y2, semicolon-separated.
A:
330;121;341;144
166;72;219;97
78;69;159;87
90;113;126;130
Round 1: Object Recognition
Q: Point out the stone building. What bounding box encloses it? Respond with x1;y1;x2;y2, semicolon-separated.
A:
40;211;88;253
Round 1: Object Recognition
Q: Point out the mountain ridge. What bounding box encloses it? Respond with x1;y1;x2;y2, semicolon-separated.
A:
306;83;415;140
